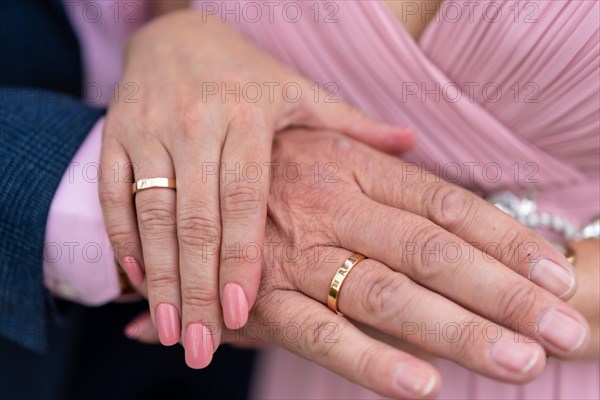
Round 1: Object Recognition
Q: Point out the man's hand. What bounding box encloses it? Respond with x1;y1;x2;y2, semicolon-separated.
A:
99;10;413;369
126;129;589;399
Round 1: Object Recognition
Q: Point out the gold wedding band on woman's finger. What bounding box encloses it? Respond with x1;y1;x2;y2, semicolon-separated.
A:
132;177;177;195
328;253;367;315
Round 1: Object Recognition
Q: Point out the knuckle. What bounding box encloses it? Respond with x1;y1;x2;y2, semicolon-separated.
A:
299;316;348;359
177;207;221;247
423;184;474;231
497;284;538;325
176;107;223;146
137;201;176;233
356;268;413;317
146;267;178;289
230;103;268;128
293;311;324;355
304;331;335;360
354;346;379;381
407;223;455;281
220;248;242;265
497;229;535;270
182;285;218;309
221;183;263;217
447;317;482;359
99;186;126;208
106;225;135;249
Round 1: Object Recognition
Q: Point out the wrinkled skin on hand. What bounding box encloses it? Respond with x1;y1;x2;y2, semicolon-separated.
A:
130;129;589;399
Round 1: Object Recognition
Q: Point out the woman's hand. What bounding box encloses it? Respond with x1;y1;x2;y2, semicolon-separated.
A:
125;129;589;398
99;11;413;368
567;239;600;359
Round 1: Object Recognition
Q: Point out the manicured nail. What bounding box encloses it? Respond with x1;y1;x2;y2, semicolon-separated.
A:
491;337;540;374
529;259;575;298
156;303;180;346
539;309;586;352
222;283;249;329
122;256;144;286
185;323;214;369
395;363;436;398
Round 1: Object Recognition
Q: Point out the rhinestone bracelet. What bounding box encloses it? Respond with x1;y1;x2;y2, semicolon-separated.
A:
486;191;599;244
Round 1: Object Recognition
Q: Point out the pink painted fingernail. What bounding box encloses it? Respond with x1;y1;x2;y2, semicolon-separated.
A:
222;283;249;329
185;323;214;369
491;337;540;374
529;259;575;298
156;303;180;346
539;309;587;352
395;363;436;398
122;256;144;286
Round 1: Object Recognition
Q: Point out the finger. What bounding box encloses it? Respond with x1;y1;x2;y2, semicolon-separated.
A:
336;196;590;358
354;148;577;300
566;239;600;358
219;111;269;329
131;143;181;347
172;129;223;369
254;290;441;399
98;136;144;286
295;248;546;383
292;81;415;153
125;311;160;344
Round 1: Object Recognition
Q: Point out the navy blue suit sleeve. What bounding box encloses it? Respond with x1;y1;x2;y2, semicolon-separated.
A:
0;87;104;352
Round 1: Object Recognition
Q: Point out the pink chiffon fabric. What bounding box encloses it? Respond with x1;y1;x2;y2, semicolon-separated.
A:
188;0;600;398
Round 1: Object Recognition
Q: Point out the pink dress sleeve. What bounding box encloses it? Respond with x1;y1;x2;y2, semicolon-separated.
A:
43;118;121;305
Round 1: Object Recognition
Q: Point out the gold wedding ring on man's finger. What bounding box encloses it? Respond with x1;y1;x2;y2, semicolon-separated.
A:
328;253;367;315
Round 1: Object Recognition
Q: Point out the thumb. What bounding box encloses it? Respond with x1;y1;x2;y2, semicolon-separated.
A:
286;82;415;153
